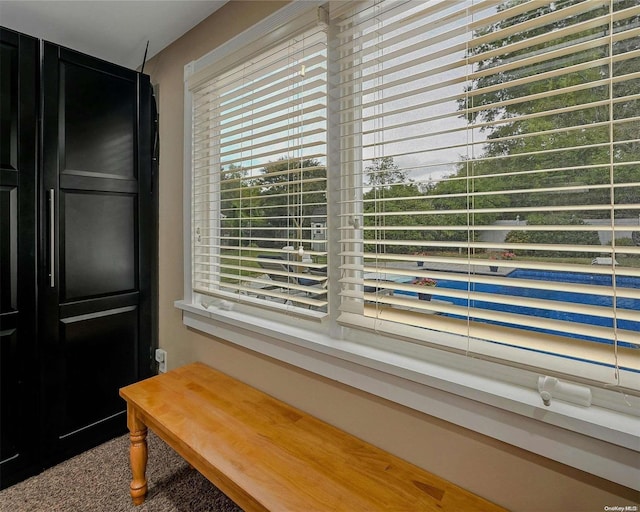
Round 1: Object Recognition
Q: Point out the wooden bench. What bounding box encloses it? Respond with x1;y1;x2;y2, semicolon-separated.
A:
119;362;506;511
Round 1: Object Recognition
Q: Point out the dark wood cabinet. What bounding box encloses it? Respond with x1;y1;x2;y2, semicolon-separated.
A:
0;27;157;488
0;27;39;488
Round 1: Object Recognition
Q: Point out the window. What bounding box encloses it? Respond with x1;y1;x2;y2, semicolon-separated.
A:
182;0;640;479
188;8;328;315
334;0;639;391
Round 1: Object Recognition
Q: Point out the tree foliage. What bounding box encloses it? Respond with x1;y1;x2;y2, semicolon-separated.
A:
428;0;640;240
254;157;326;246
365;157;411;188
219;158;326;247
220;2;639;256
362;157;436;254
220;164;266;246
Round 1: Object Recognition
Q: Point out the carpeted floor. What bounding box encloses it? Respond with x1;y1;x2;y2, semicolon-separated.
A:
0;432;243;512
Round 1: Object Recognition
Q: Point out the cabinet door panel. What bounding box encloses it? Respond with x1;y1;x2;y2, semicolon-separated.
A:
0;27;38;490
0;327;19;462
0;186;17;313
0;42;18;170
41;42;154;463
61;61;135;178
62;191;136;300
59;307;138;436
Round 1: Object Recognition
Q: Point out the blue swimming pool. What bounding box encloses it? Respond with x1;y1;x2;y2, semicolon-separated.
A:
402;269;640;348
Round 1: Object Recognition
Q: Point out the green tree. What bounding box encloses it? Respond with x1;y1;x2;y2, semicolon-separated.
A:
365;157;411;188
430;0;639;228
363;157;438;254
255;157;326;247
220;164;265;247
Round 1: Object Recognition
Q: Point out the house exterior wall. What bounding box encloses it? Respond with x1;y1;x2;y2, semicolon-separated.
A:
145;2;636;510
481;218;639;245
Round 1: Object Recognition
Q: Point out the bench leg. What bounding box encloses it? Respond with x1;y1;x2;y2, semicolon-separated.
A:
127;405;148;505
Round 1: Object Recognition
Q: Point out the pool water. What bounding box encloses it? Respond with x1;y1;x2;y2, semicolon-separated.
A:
404;269;640;347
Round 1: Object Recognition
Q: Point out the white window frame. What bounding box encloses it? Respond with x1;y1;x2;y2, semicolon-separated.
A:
179;0;640;490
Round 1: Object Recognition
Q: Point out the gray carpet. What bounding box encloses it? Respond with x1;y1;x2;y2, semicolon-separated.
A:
0;432;244;512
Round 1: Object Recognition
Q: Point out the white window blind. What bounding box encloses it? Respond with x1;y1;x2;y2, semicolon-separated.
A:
335;0;640;390
190;18;328;314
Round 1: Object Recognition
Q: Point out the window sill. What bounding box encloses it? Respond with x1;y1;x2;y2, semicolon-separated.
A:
175;299;640;490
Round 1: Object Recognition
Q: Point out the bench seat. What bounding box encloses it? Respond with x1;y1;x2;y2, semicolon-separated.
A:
119;362;506;511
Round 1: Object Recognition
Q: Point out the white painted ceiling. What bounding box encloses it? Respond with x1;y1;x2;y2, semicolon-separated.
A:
0;1;227;70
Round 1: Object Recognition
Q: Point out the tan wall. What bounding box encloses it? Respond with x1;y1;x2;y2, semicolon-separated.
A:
145;2;637;510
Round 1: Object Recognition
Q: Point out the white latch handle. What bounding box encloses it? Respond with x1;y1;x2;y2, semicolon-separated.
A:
537;376;592;407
